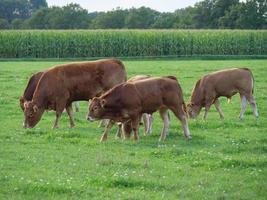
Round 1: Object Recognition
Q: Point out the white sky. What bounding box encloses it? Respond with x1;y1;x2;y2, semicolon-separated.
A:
46;0;201;12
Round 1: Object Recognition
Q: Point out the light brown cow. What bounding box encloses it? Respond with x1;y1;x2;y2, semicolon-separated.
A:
187;68;259;120
23;59;127;128
87;76;191;142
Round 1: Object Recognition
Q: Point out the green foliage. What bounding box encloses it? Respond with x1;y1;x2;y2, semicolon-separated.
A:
0;59;266;199
11;18;24;29
30;0;47;10
91;8;128;29
0;0;31;22
0;0;266;29
125;7;159;29
0;18;9;29
0;30;266;58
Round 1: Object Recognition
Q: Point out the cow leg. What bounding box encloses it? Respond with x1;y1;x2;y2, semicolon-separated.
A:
159;108;170;142
214;99;224;119
147;114;154;135
98;119;108;128
53;109;64;129
131;115;141;141
123;120;132;140
115;123;123;139
142;113;150;135
246;94;259;119
74;101;79;112
165;112;170;135
203;103;212;120
239;95;247;119
66;105;75;128
100;120;114;142
170;106;192;139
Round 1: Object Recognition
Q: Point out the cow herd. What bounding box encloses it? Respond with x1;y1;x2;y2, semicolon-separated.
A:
20;58;259;142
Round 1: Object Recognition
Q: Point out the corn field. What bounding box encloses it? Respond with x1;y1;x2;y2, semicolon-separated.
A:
0;30;266;58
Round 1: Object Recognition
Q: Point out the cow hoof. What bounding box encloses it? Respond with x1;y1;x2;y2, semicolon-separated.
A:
115;135;121;140
134;136;139;142
187;135;192;140
52;126;59;129
70;125;75;128
100;136;108;142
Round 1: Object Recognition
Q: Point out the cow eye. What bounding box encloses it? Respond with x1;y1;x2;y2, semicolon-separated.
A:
93;106;98;111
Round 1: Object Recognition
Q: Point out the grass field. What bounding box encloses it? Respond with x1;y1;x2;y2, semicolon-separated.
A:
0;59;266;199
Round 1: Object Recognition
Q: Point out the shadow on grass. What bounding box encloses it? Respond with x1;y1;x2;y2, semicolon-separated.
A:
90;177;174;191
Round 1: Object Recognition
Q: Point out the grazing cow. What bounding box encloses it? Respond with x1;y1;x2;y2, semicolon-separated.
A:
92;75;155;142
20;71;79;112
23;59;127;128
187;68;259;120
87;76;191;142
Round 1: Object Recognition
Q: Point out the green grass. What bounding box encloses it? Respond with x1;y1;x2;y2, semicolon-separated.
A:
0;59;266;199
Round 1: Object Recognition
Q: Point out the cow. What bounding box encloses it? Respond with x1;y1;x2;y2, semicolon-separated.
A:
187;68;259;120
87;76;191;142
20;71;79;112
23;58;127;128
91;75;155;142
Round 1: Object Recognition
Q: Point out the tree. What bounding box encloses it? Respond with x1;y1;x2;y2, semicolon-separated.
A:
173;7;196;28
30;0;47;10
211;0;239;27
11;18;24;29
152;12;177;28
0;0;31;22
218;4;242;28
193;0;214;28
0;18;9;29
125;7;159;28
26;7;51;28
91;8;128;29
219;0;267;29
59;3;90;29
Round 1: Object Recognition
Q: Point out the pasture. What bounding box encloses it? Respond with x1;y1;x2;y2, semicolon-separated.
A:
0;59;266;199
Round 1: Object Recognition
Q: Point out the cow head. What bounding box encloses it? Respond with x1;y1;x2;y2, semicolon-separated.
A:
187;103;201;119
19;96;26;111
87;97;107;121
23;101;44;128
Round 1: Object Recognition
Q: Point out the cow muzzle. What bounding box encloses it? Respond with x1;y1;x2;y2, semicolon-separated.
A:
87;115;96;122
23;122;31;129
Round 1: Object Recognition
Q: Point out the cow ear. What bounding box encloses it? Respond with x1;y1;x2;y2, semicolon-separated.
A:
88;99;92;105
33;105;38;112
100;99;106;108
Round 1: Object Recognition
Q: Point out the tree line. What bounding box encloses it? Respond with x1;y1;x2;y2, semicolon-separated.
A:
0;0;266;29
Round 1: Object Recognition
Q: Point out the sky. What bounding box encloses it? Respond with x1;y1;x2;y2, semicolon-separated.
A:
46;0;201;12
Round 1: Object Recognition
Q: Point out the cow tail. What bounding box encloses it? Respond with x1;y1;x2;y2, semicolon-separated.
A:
251;71;255;94
117;59;127;82
243;68;255;94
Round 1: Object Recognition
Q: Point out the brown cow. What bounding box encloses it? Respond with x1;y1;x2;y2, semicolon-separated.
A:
187;68;259;120
20;71;79;112
87;76;191;142
92;75;155;142
23;59;127;128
